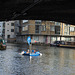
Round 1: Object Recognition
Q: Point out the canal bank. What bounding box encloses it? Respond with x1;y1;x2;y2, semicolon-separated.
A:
58;45;75;48
6;42;75;49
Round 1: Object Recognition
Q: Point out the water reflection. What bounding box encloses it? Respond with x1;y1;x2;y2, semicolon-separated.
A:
0;44;75;75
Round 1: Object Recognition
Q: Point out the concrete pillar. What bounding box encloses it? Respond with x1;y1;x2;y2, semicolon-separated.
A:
50;36;51;44
56;37;57;41
60;37;61;41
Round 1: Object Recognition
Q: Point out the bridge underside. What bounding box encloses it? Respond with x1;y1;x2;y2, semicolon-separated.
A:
0;0;75;25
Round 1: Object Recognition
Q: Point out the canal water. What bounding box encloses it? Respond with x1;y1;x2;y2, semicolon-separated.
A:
0;43;75;75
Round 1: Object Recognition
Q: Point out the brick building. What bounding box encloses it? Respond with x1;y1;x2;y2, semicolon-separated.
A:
16;20;75;44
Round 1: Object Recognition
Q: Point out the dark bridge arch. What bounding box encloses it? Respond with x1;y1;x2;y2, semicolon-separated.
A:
0;0;75;25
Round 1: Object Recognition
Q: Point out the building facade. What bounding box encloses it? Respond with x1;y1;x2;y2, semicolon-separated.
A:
2;21;6;39
0;22;3;37
16;20;75;44
5;21;16;42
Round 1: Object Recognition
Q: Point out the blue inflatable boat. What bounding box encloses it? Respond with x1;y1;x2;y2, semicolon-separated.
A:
21;50;42;56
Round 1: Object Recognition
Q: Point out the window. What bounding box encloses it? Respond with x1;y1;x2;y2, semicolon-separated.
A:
23;20;28;23
3;29;5;33
11;23;14;26
35;25;39;33
11;29;14;32
7;23;9;25
55;26;60;34
50;26;55;31
41;25;46;31
7;35;10;38
35;20;41;22
55;22;61;25
35;20;41;25
7;30;9;31
70;27;74;31
34;36;39;41
64;26;70;35
64;24;69;26
22;26;28;31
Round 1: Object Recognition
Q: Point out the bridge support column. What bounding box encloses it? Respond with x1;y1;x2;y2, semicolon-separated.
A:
56;37;57;41
60;37;61;41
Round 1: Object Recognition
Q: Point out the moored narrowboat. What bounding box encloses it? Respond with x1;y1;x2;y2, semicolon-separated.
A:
0;39;6;50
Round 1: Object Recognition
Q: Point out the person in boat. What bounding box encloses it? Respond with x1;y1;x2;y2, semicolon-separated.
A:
32;50;36;53
34;50;36;53
26;49;30;54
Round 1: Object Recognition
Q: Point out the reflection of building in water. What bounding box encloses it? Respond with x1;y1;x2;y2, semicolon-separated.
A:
73;50;75;72
73;50;75;60
69;50;75;68
59;49;75;75
59;49;64;67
